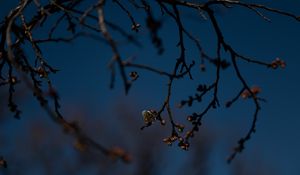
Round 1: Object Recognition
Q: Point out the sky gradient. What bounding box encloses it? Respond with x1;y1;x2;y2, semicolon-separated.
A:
1;1;300;175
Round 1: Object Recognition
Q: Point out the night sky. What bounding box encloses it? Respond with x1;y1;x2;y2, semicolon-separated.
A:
1;1;300;175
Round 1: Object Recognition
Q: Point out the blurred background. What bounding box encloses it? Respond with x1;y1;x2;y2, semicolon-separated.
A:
1;0;300;174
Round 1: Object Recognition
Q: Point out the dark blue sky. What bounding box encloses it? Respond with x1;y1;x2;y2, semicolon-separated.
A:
1;1;300;175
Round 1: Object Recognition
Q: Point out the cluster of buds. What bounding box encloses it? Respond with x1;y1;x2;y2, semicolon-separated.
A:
129;71;139;81
9;76;18;84
241;86;261;99
179;95;200;108
175;124;185;133
141;109;165;130
187;114;196;122
163;134;178;146
35;66;48;78
186;113;201;127
211;58;230;69
178;141;190;150
131;23;141;32
270;58;286;69
184;113;203;143
163;127;190;150
197;84;208;92
142;109;158;124
163;134;190;150
178;84;213;108
108;147;131;163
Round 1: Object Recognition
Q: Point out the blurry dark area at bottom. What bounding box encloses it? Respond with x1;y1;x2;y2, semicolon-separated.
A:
0;96;278;175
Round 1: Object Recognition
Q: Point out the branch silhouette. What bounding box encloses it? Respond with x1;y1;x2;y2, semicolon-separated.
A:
0;0;298;169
